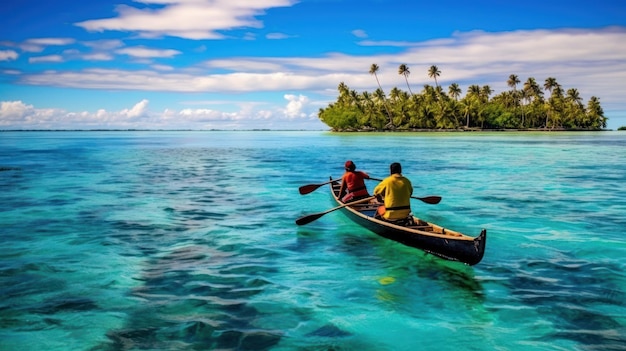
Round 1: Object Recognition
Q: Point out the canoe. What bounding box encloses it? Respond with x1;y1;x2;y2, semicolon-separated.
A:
329;177;486;265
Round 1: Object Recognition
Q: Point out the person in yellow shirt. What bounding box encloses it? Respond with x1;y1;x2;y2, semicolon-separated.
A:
373;162;413;221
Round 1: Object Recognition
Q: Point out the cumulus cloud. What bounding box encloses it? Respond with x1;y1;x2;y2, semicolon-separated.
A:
75;0;298;40
0;98;325;130
0;101;34;121
283;94;309;118
122;99;150;118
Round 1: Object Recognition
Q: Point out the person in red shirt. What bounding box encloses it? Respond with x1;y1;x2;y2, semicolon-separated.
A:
338;160;371;203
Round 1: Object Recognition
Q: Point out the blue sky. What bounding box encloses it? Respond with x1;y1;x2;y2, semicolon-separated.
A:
1;0;625;130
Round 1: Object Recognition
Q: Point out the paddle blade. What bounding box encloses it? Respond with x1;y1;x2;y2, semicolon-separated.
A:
299;179;340;195
417;196;442;204
295;212;325;226
298;183;323;195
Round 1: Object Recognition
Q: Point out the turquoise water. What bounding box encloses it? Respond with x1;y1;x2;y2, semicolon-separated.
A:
1;131;624;351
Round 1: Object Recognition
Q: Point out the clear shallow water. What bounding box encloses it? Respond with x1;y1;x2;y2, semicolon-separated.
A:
1;131;624;351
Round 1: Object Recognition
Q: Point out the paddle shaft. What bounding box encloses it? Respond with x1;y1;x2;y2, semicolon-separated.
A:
295;196;376;226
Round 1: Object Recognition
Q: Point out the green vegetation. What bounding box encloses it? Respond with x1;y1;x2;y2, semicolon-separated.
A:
618;126;626;131
319;64;607;131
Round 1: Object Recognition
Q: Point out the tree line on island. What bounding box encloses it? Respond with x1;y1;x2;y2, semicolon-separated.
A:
318;64;607;131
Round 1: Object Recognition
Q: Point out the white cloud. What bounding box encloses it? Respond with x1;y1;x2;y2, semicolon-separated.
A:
75;0;298;40
7;27;626;129
116;46;182;58
266;32;291;39
283;94;309;118
352;29;368;39
122;99;150;118
26;38;76;46
82;53;115;61
0;50;18;61
18;27;626;108
82;39;125;50
0;101;34;121
0;101;64;126
0;98;327;130
152;64;175;71
20;38;76;53
29;55;64;63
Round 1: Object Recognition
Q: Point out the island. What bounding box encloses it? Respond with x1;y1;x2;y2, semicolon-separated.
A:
318;64;607;132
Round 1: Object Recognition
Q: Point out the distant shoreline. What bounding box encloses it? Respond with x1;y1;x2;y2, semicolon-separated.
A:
0;128;620;132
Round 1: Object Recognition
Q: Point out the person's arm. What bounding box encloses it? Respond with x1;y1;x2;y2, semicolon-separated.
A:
373;179;385;202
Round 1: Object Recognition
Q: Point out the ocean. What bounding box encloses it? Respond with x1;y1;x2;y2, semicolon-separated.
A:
1;130;624;351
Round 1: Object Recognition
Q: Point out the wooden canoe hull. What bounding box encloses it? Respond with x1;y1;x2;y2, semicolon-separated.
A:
331;178;486;265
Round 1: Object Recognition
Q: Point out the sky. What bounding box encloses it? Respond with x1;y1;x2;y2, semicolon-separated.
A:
1;0;626;130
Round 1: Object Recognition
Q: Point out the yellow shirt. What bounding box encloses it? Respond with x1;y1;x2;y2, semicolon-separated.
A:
373;174;413;220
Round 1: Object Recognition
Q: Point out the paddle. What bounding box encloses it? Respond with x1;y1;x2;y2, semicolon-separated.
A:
412;195;441;204
367;177;441;204
298;179;340;195
295;196;376;226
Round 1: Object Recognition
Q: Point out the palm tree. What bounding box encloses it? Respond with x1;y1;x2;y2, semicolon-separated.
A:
544;77;559;128
544;77;558;95
586;96;606;129
398;64;414;95
428;65;441;88
369;63;393;127
507;74;520;91
522;77;543;127
448;83;462;101
507;74;521;126
565;88;584;128
337;82;350;106
467;84;481;97
464;85;481;128
566;88;583;107
480;85;493;102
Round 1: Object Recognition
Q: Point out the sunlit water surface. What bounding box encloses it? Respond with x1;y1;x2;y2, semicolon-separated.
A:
1;131;624;351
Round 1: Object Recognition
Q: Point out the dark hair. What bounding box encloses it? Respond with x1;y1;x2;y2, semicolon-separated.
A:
390;162;402;175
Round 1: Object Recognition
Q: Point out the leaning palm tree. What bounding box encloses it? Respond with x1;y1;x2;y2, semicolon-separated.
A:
428;65;441;88
398;64;414;95
369;63;393;127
